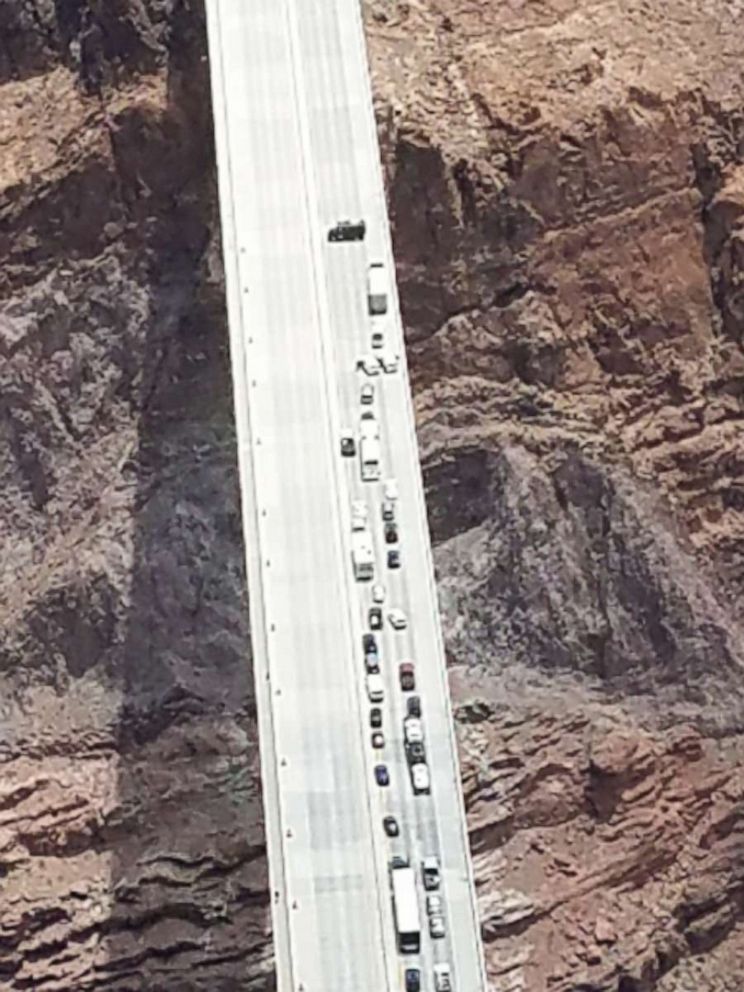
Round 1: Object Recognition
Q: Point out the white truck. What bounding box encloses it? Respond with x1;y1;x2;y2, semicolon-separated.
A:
360;436;381;481
390;864;421;953
351;529;374;580
351;499;367;532
367;262;388;315
360;414;379;441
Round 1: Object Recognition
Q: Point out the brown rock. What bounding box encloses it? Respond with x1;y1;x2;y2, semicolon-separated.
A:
595;916;616;945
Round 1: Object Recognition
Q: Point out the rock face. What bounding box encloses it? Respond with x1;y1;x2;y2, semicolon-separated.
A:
364;1;744;989
2;0;744;990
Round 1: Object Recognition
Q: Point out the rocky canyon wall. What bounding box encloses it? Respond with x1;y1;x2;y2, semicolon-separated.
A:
365;1;744;989
1;1;744;991
0;3;270;989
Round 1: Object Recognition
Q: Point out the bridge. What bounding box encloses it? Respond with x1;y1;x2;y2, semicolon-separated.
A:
205;3;488;990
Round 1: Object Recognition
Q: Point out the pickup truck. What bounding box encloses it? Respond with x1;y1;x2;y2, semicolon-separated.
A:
328;219;366;242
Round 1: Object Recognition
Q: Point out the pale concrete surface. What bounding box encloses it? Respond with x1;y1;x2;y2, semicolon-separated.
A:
206;2;488;990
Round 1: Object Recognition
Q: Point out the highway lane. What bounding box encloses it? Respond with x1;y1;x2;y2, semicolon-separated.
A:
340;2;491;984
292;3;488;992
294;13;443;992
205;10;293;992
206;4;393;992
293;8;444;989
288;4;426;979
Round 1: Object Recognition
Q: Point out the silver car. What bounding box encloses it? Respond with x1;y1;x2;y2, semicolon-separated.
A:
371;583;386;604
429;914;445;939
433;964;451;992
388;608;407;630
426;894;443;916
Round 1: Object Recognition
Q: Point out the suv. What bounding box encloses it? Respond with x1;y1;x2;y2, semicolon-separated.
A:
370;707;382;729
399;662;415;691
384;522;398;544
363;633;377;655
387;548;401;569
405;968;420;992
422;856;440;890
404;717;423;744
374;764;389;786
340;433;355;457
406;695;421;718
406;741;425;764
328;219;366;242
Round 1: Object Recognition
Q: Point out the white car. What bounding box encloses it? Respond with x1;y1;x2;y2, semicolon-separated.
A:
379;351;399;373
371;583;386;604
429;915;445;939
411;762;430;794
360;383;375;404
351;499;367;531
404;717;423;744
357;354;380;376
381;499;395;522
371;330;384;349
422;856;440;889
383;478;398;501
426;894;443;916
365;674;384;703
388;608;407;630
433;964;452;992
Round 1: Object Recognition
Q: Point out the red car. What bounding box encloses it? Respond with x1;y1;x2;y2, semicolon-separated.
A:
399;661;415;691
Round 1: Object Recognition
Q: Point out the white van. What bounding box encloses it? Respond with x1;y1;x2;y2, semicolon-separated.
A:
366;673;384;703
367;262;388;315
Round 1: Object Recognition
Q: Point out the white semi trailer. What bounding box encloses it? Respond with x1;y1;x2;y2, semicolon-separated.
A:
390;864;421;953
